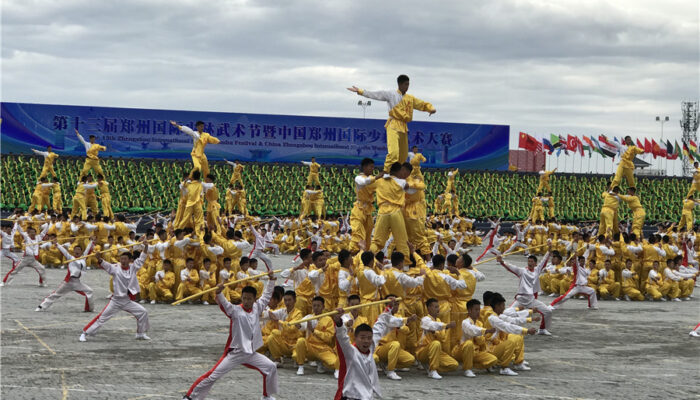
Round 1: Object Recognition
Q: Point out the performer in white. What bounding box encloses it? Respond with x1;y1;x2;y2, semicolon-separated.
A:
2;222;49;287
550;256;599;310
36;239;95;312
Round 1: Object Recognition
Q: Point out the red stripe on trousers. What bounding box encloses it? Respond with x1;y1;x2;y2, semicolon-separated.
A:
83;300;111;332
334;338;347;400
242;363;268;397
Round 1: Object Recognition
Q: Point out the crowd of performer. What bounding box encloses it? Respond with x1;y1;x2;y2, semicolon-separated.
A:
2;75;700;400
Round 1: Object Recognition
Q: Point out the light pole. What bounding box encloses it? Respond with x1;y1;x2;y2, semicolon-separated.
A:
358;100;371;119
656;115;669;174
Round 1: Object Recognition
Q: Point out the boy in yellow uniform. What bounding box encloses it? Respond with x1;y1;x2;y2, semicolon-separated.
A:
224;159;245;186
452;299;499;378
485;293;538;376
97;175;114;219
610;136;645;188
537;168;556;193
408;146;427;178
598;260;621;300
619;187;646;239
679;196;699;232
599;187;621;238
301;158;321;186
403;163;431;255
148;259;175;304
370;162;410;257
355;251;386;324
175;258;202;303
266;290;307;375
28;178;53;212
52;180;63;214
176;171;205;238
417;298;458;379
373;295;417;380
348;75;436;173
32;146;59;179
75;129;107;177
621;259;644;301
300;297;339;378
203;174;221;234
350;158;377;252
171;120;220;177
70;176;98;220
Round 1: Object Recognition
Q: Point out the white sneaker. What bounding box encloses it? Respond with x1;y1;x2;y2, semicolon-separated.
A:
262;396;276;400
79;332;87;342
428;370;442;380
463;369;476;378
274;359;282;368
296;366;305;375
487;366;498;373
150;300;156;304
589;306;599;310
316;363;325;374
135;333;151;340
690;331;700;337
500;367;518;376
34;306;43;312
660;297;667;302
39;283;46;287
309;361;317;367
683;297;691;301
614;297;621;301
203;301;210;305
139;299;146;304
334;370;339;379
548;293;557;297
624;295;631;301
672;298;681;302
522;361;530;366
0;282;4;287
537;329;552;336
514;363;531;371
386;371;402;380
398;367;411;372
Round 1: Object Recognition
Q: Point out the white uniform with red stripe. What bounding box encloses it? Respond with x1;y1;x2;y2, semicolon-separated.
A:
185;281;278;400
82;251;149;336
550;259;598;309
334;322;380;400
249;226;273;271
1;225;21;275
4;223;49;285
39;242;95;311
499;252;553;331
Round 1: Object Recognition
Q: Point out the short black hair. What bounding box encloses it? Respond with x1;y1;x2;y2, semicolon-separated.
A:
273;285;285;300
191;170;201;180
242;285;257;297
299;248;312;259
482;291;493;305
425;298;438;308
460;253;472;268
312;251;324;262
312;296;325;305
240;256;249;264
360;158;374;168
490;292;506;308
338;249;351;265
389;162;402;175
348;294;361;303
354;323;373;337
361;251;374;266
196;121;205;126
466;299;481;309
397;74;409;85
446;254;458;266
390;251;404;266
401;162;413;172
284;290;297;299
432;254;445;267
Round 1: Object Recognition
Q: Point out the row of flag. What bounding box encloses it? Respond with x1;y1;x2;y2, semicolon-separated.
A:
518;132;697;161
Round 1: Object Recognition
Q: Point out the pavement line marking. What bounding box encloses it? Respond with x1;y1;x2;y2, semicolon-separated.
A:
61;369;68;400
15;319;56;355
0;385;181;398
505;376;537;390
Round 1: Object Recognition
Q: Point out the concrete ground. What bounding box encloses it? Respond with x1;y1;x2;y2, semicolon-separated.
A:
2;248;699;400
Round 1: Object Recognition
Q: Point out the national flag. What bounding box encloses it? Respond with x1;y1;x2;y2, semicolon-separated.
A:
651;139;665;158
550;134;559;146
567;135;578;153
683;141;693;161
675;141;683;160
636;138;644;149
518;132;541;152
597;135;618;158
666;140;677;160
644;138;652;153
542;138;554;154
591;136;606;157
583;135;597;156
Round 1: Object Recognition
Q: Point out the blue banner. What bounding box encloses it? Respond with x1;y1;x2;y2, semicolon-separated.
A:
1;102;509;169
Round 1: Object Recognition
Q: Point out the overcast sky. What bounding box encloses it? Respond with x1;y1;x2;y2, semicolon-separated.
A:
2;0;698;157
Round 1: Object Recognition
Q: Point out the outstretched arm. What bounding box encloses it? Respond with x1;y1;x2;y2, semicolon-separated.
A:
347;86;392;102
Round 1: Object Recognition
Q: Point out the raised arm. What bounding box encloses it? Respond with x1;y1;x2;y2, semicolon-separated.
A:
32;149;49;157
75;129;89;150
347;86;393;102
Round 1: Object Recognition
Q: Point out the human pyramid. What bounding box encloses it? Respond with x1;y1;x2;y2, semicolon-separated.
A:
2;75;700;400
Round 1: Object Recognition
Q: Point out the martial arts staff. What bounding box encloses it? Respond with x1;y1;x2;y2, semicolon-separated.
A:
183;272;278;400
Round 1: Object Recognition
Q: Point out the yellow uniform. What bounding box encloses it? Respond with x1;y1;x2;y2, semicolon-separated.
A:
611;145;644;188
374;311;415;372
350;174;377;252
356;262;385;324
78;136;107;177
409;152;427;178
537;170;555;193
687;167;700;197
619;194;645;238
445;170;458;193
530;197;545;223
303;315;339;370
266;307;306;366
403;175;431;255
423;269;458;352
175;268;201;301
451;317;498;371
449;269;477;349
70;182;97;220
52;183;63;213
204;184;221;234
85;184;99;214
370;177;409;256
29;182;51;212
186;128;220;177
621;269;644;301
599;192;620;237
598;269;621;298
482;308;525;368
357;88;435;172
417;315;459;373
303;161;321;186
148;270;175;302
34;150;59;178
176;180;205;238
98;180;113;219
229;163;244;186
679;198;697;232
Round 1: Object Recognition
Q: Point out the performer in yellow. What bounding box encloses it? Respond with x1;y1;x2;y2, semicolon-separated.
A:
610;136;645;189
96;175;114;219
370;162;410;257
85;177;99;215
175;258;202;302
373;296;417;381
52;180;63;214
70;176;98;220
408;146;427;178
28;178;53;212
686;162;700;197
403;163;431;255
452;299;499;377
348;75;436;173
266;290;307;375
679;195;699;232
418;298;459;379
301;297;339;377
170;120;220;177
537;168;556;193
350;158;377;252
75;129;107;178
148;259;175;303
445;169;458;193
224;159;245;187
235;184;249;216
32;146;59;179
619;187;645;239
356;251;386;324
301;158;321;186
175;170;205;238
530;194;545;223
203;174;221;234
599;187;621;238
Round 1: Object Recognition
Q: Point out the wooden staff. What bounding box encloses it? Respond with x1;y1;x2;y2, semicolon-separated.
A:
36;235;92;246
171;269;284;306
61;239;158;264
283;297;402;326
473;242;550;267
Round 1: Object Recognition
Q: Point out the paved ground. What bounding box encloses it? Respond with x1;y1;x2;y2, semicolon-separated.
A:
2;248;699;400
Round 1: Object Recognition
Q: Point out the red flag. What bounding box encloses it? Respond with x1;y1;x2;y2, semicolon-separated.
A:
636;138;644;149
567;135;578;153
644;138;652;153
518;132;540;152
576;137;584;156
